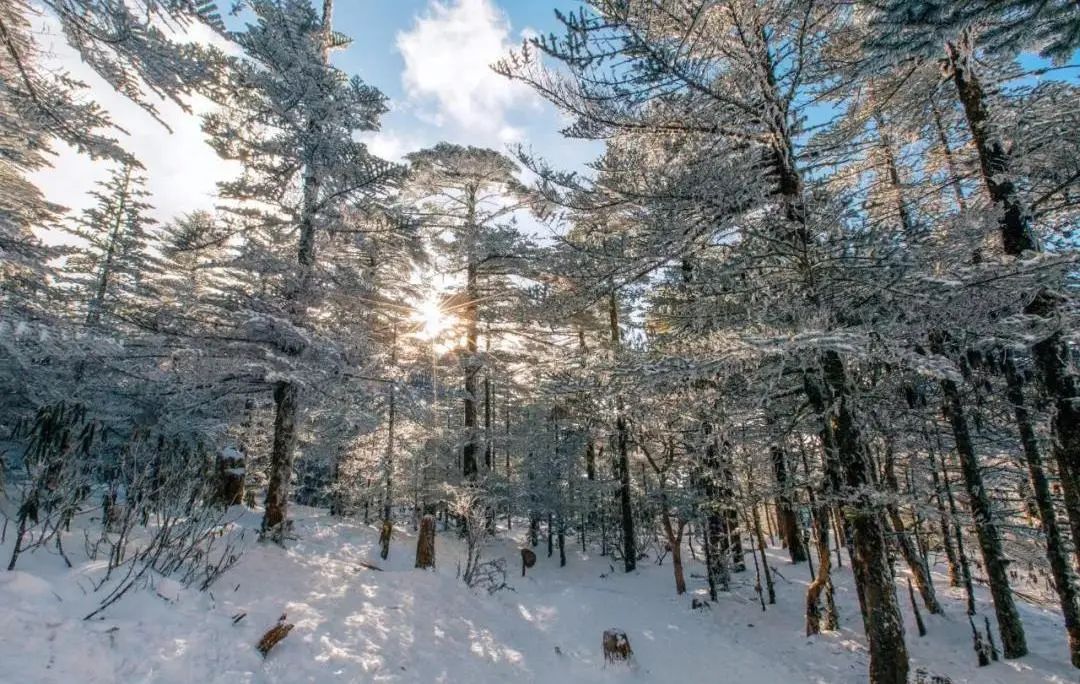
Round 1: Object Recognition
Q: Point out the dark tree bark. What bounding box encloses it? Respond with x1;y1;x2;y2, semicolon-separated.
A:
771;445;807;563
609;288;635;573
882;443;942;615
806;503;838;635
702;516;720;600
462;260;480;480
459;179;483;480
415;514;436;569
558;512;566;567
217;447;245;508
1027;291;1080;571
484;350;493;470
505;398;512;529
263;381;298;539
926;433;962;588
947;37;1038;255
802;437;839;635
806;353;909;684
749;504;776;605
908;579;927;638
938;441;977;615
380;324;398;561
941;376;1027;658
260;1;335;537
660;501;687;595
586;439;597;481
702;425;743;588
763;34;906;674
528;511;539;547
547;511;554;558
719;462;746;572
949;32;1080;578
873;109;916;234
1005;353;1080;667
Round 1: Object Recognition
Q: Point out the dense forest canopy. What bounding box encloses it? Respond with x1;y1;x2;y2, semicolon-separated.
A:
1;1;1078;682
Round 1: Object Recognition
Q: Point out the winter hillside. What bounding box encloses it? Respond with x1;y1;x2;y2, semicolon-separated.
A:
1;506;1076;684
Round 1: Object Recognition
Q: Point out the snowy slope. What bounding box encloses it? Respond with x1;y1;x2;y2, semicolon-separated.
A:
2;508;1077;683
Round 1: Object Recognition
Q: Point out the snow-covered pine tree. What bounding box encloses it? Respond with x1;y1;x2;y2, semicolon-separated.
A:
202;0;399;539
61;163;162;330
403;144;533;482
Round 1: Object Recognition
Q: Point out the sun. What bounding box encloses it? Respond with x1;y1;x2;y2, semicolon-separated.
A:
413;295;453;341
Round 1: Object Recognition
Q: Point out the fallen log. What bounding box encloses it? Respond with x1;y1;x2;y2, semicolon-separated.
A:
257;614;294;657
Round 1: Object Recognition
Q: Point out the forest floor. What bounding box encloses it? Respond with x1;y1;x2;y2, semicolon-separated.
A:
1;506;1076;683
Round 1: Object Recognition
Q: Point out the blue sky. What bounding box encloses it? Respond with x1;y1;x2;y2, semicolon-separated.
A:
333;0;595;171
33;0;595;231
32;0;1076;234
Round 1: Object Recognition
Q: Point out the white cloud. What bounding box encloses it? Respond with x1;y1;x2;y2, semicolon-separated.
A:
396;0;537;145
362;129;430;163
28;13;237;241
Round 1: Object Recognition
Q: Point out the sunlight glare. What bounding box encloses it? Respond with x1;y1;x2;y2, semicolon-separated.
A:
414;296;452;341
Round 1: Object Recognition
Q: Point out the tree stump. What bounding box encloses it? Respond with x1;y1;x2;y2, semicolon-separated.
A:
379;519;393;560
257;614;294;657
415;514;436;569
217;446;245;507
602;629;633;665
521;548;537;576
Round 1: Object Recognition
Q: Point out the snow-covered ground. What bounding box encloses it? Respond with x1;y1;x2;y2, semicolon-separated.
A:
2;507;1076;683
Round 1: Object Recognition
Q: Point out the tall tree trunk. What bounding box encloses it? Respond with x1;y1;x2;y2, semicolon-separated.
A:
749;504;775;605
947;37;1038;255
585;439;597;481
702;515;721;600
609;287;635;572
930;98;968;212
801;437;839;635
702;425;735;589
941;376;1028;658
415;514;435;569
661;510;687;595
1005;353;1080;667
558;511;566;567
529;511;539;547
720;459;746;572
938;437;977;614
260;0;333;537
761;25;905;678
873;110;916;234
926;431;962;587
882;442;943;614
771;445;807;562
806;503;838;635
805;353;909;684
462;185;480;480
263;381;298;538
462;265;479;479
506;400;512;528
380;325;398;561
949;38;1080;575
1027;292;1080;570
484;334;493;470
547;511;554;558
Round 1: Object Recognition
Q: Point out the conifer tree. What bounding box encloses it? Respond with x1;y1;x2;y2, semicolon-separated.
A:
63;163;161;330
204;0;399;538
403;144;531;481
